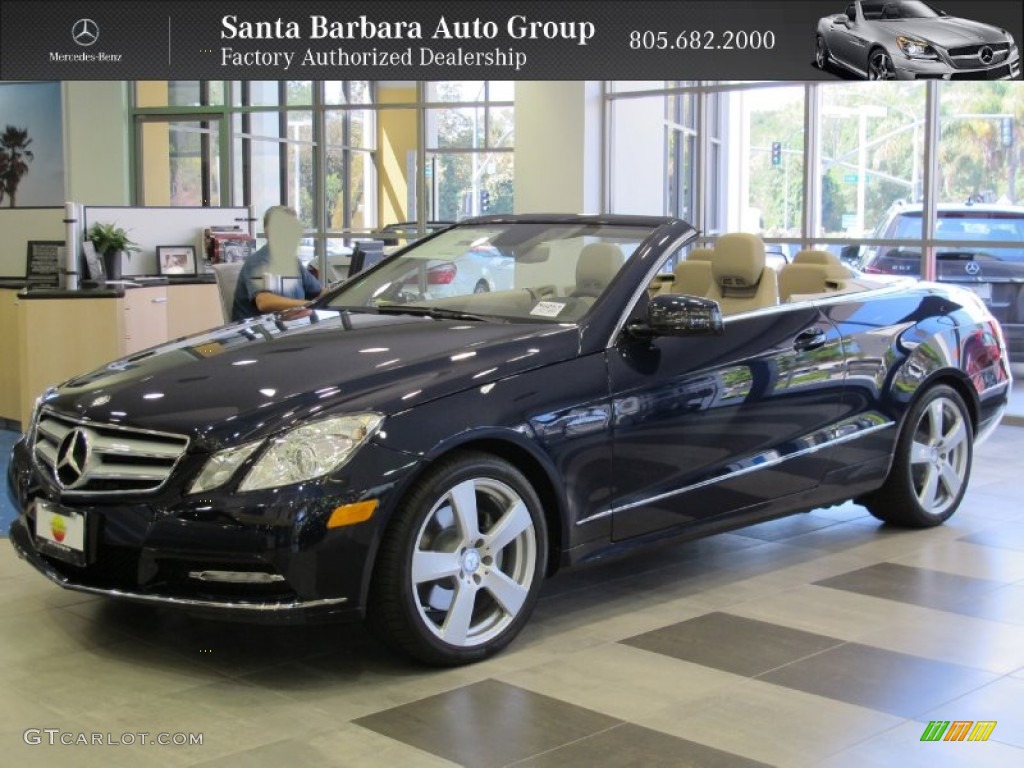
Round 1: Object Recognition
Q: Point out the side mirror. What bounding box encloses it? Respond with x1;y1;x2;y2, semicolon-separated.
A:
833;14;850;26
631;294;724;338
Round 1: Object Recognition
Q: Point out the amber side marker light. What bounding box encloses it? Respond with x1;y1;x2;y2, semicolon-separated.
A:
327;500;379;528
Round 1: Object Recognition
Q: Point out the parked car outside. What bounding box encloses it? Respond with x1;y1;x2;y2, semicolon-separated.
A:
816;0;1020;80
853;202;1024;359
8;215;1011;665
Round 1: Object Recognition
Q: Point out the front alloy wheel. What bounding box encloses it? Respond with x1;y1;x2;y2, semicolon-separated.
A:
865;385;973;527
815;36;829;69
368;452;547;665
868;49;896;80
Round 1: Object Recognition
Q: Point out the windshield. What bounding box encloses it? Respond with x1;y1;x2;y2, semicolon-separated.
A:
861;1;940;20
886;210;1024;261
324;221;658;323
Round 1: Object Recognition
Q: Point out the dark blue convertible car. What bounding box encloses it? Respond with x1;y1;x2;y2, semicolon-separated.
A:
8;215;1012;664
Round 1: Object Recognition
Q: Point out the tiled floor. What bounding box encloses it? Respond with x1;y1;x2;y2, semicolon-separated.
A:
0;422;1022;766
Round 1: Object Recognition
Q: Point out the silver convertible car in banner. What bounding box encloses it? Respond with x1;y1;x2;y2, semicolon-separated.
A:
815;0;1020;80
7;215;1013;665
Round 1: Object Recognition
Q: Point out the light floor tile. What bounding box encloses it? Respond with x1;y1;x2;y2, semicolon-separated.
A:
634;679;904;767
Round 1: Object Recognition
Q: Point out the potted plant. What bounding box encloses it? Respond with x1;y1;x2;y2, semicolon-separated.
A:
87;222;139;281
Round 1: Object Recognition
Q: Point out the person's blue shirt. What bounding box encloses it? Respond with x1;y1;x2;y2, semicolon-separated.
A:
231;244;322;321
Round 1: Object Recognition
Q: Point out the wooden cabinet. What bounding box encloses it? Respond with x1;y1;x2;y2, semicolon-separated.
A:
123;286;168;354
0;289;21;423
167;283;223;339
17;296;124;427
10;281;222;429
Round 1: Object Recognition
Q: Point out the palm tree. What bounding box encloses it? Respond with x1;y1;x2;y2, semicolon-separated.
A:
1;126;34;208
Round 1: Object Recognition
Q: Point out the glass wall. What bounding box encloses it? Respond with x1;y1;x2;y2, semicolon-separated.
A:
132;80;514;273
607;81;1023;270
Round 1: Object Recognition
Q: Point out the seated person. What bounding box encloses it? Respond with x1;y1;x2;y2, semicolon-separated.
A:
231;206;322;321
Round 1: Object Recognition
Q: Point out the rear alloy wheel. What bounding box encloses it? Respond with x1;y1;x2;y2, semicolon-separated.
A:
865;385;973;527
367;452;547;665
868;49;896;80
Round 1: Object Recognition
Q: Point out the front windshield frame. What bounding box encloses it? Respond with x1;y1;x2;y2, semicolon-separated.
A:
861;1;941;21
322;220;664;324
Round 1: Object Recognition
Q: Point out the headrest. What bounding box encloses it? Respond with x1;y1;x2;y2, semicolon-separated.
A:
687;247;714;262
576;242;624;286
793;249;852;278
793;250;840;266
712;233;765;288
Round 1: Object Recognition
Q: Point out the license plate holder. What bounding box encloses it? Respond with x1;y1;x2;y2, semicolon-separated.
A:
33;500;87;566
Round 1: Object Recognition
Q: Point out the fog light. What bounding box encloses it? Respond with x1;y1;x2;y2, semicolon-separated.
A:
188;570;286;584
327;500;379;529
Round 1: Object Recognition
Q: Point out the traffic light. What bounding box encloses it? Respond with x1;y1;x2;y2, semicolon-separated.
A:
480;189;490;212
771;142;782;166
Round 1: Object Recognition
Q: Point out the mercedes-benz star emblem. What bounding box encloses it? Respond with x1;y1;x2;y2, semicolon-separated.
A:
55;428;92;489
72;18;99;47
979;46;994;65
965;261;981;276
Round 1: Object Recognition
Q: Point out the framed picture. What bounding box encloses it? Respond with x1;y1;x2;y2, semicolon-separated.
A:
82;241;105;281
156;245;197;276
215;237;256;264
25;240;65;288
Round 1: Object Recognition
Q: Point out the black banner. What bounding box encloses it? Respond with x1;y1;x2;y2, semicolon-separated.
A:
2;0;1021;81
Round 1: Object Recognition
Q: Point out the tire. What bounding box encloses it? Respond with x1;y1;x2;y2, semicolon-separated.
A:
367;451;547;665
815;36;829;70
473;280;490;294
868;48;896;80
864;385;973;527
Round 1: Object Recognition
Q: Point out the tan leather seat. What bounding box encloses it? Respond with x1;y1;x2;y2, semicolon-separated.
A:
687;247;714;262
706;233;778;315
574;242;624;296
671;260;714;297
780;250;853;302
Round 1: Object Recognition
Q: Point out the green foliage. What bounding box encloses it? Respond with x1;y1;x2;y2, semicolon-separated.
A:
87;222;140;258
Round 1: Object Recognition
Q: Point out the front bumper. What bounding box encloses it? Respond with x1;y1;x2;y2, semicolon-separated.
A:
7;436;419;622
891;49;1020;80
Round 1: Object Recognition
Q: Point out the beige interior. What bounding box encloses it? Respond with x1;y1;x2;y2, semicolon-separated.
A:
779;250;855;302
706;233;779;314
574;243;624;295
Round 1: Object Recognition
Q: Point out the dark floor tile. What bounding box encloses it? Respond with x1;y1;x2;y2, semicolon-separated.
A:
353;679;621;768
621;612;843;677
814;562;1005;612
512;722;772;768
760;642;996;718
960;524;1024;553
946;584;1024;626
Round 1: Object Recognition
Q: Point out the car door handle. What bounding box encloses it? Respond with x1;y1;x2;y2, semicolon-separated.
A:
793;328;828;351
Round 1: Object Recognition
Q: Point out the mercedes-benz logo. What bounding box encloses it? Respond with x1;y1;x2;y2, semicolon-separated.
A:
979;46;994;65
72;18;99;47
55;428;92;489
965;261;981;276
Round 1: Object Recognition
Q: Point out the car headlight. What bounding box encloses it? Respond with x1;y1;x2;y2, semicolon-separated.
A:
239;413;383;492
896;36;938;60
190;413;383;494
189;441;261;494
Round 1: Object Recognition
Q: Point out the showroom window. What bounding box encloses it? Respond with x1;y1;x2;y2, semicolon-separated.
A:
132;80;515;267
818;82;925;238
606;81;1022;277
424;81;514;221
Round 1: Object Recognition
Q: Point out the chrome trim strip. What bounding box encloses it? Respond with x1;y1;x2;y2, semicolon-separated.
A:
19;554;347;611
576;419;895;525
